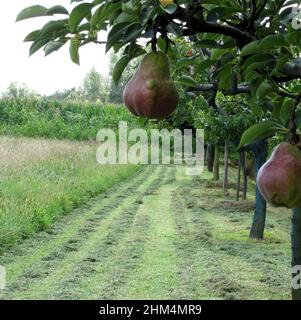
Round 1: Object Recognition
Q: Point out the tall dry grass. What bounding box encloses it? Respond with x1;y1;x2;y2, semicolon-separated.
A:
0;136;139;252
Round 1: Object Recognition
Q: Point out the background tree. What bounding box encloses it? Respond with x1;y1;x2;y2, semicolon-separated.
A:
82;67;108;103
2;82;38;100
47;87;85;101
107;52;141;104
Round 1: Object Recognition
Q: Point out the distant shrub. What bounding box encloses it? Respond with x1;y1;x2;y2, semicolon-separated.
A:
0;98;141;140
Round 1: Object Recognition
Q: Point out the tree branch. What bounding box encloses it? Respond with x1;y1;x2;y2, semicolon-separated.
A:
171;7;254;47
190;83;250;95
183;20;254;46
248;0;257;29
190;82;299;100
282;61;301;79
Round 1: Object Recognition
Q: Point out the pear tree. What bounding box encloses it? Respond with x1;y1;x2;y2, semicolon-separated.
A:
17;0;301;300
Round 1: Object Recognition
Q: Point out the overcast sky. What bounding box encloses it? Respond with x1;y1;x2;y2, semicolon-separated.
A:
0;1;110;95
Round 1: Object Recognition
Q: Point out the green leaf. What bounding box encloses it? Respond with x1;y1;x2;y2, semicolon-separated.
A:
173;57;195;72
285;31;301;47
69;3;92;32
16;4;68;23
211;48;227;60
44;40;67;56
271;54;291;76
217;64;233;91
238;122;285;149
244;70;260;82
256;80;273;100
24;30;41;42
166;22;183;37
122;23;143;43
40;20;66;36
220;52;235;65
139;6;155;25
259;35;287;49
156;37;174;55
291;84;301;93
206;7;239;22
16;5;48;22
113;56;131;85
122;0;140;15
240;40;260;57
243;53;275;71
196;59;216;72
69;39;80;65
80;23;92;32
125;42;146;58
106;22;136;53
280;99;295;125
47;5;69;15
29;38;51;56
91;4;107;28
271;96;284;120
177;76;198;87
243;54;275;79
91;2;121;28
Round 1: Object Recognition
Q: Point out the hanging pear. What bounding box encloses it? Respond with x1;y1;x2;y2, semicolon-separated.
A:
257;142;301;209
123;51;179;120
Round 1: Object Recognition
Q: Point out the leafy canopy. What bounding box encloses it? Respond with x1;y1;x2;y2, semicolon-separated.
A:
17;0;301;146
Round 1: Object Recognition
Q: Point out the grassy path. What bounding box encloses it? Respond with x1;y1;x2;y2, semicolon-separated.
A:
0;165;292;300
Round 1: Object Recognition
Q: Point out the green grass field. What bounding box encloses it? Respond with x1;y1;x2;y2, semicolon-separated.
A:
0;136;139;252
0;139;292;299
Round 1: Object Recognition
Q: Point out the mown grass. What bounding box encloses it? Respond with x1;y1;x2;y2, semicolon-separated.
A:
174;167;292;300
0;136;139;252
0;164;293;300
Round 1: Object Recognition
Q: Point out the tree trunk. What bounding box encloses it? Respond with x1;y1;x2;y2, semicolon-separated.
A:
292;207;301;300
204;145;208;165
207;144;214;173
242;151;248;200
223;141;229;195
249;140;268;239
236;152;242;201
213;146;220;181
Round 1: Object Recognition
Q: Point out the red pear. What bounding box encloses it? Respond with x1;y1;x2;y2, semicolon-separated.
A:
257;142;301;209
123;52;179;120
